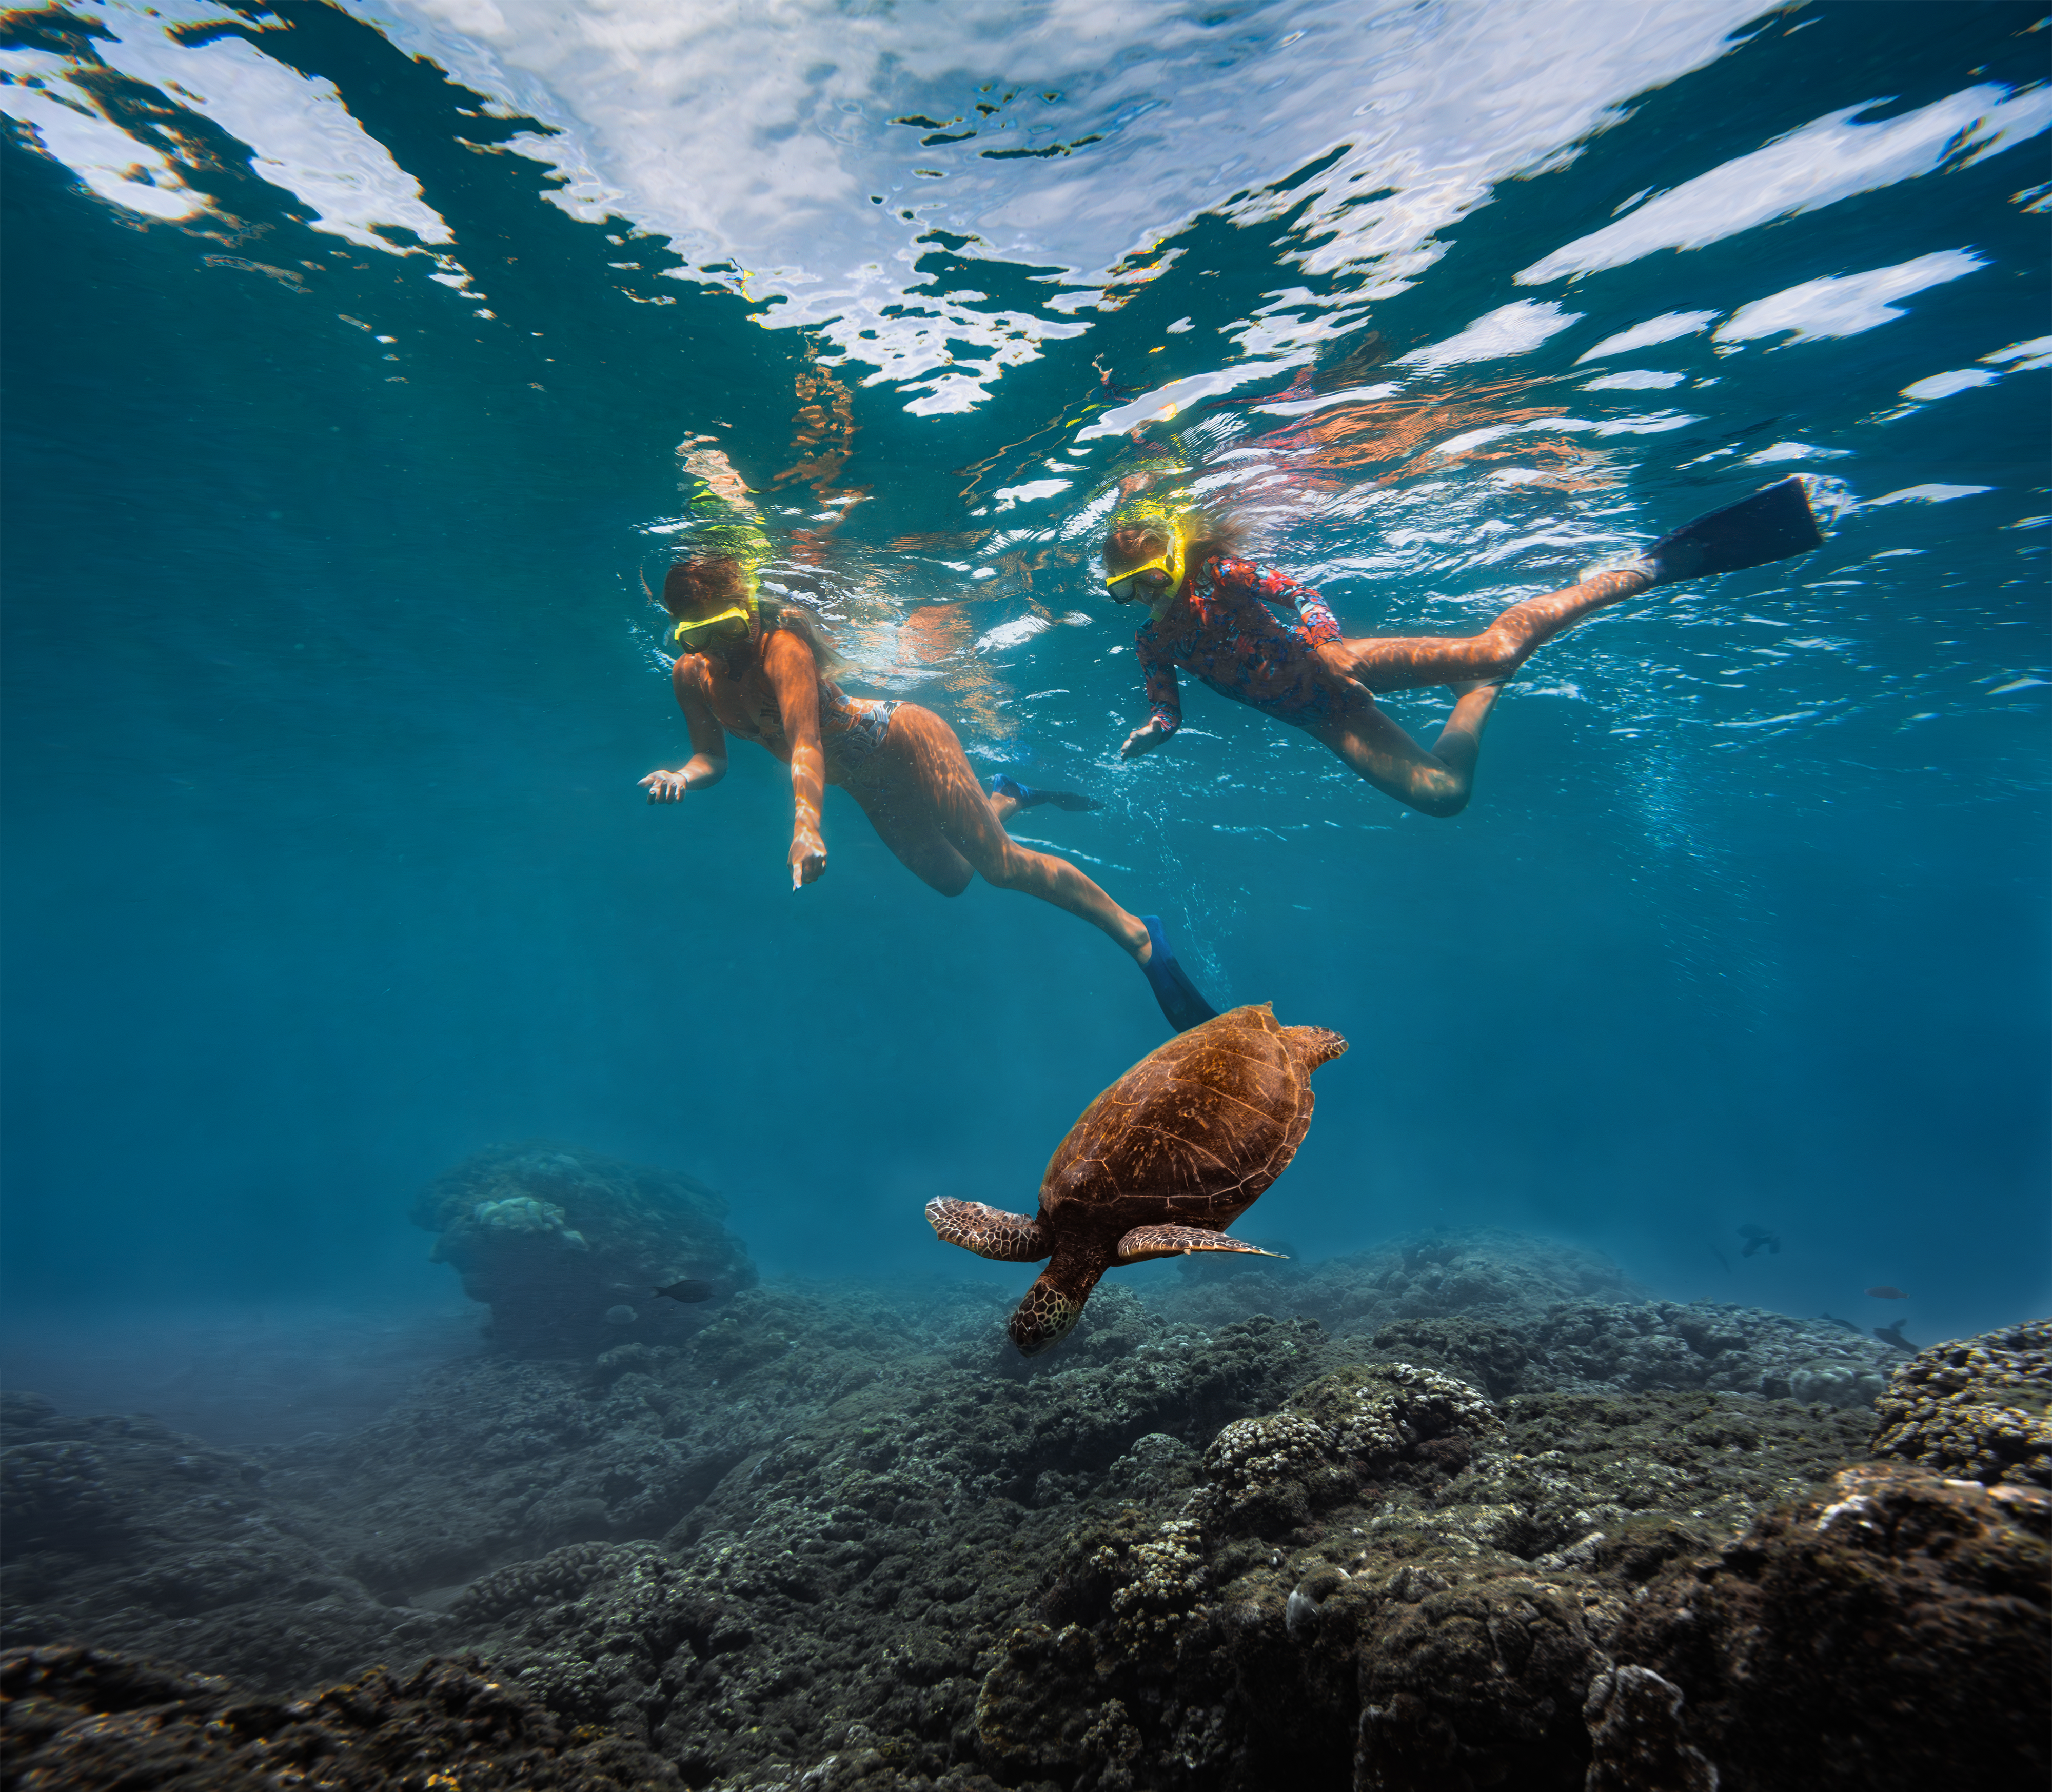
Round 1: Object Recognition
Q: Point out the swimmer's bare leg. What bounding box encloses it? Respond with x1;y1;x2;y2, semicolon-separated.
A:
873;709;1152;960
837;701;1149;951
1336;564;1655;695
948;793;1150;959
1308;683;1493;819
874;713;1216;1029
849;780;977;896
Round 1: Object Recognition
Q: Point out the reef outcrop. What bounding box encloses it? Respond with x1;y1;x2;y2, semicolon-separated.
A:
2;1232;2042;1789
1870;1318;2051;1486
413;1143;757;1357
979;1362;1886;1790
1608;1463;2052;1789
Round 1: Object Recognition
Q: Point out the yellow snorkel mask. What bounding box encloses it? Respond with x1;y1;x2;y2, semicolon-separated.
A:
668;532;763;651
672;600;754;651
1104;530;1184;599
1102;495;1189;602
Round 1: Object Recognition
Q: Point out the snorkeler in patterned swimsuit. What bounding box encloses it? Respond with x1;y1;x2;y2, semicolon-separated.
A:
1103;478;1824;815
640;450;1218;1031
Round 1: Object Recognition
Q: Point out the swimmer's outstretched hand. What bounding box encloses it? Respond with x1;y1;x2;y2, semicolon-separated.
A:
790;827;827;890
1120;720;1172;761
641;769;693;803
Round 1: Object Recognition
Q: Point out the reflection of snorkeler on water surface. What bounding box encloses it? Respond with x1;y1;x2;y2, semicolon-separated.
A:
1101;477;1826;817
639;449;1219;1032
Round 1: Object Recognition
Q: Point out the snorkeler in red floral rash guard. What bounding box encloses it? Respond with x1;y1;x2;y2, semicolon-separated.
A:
1135;556;1349;735
1105;478;1825;817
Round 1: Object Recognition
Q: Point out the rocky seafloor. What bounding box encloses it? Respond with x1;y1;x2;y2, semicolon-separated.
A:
3;1228;2047;1791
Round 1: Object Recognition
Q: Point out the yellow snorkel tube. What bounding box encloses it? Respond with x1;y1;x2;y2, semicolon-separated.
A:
668;519;769;649
669;446;773;649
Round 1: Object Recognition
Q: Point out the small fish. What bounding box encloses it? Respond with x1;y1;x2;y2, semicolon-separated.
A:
1873;1323;1918;1352
1713;1248;1732;1275
1865;1285;1909;1300
1818;1312;1863;1334
1738;1224;1781;1257
653;1278;716;1303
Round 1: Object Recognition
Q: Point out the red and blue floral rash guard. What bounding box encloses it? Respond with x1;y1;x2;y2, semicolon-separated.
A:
1134;556;1344;734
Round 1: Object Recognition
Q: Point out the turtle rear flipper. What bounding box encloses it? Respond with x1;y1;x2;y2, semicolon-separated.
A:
926;1198;1051;1262
1114;1225;1287;1266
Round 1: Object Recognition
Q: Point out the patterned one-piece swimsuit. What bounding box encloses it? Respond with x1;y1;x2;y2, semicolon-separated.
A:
718;629;899;777
820;685;900;778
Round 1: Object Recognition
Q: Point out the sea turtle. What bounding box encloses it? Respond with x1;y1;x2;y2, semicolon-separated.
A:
926;1004;1346;1355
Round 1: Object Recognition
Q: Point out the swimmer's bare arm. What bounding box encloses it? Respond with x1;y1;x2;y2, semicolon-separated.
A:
641;658;728;802
762;628;828;889
1122;632;1181;759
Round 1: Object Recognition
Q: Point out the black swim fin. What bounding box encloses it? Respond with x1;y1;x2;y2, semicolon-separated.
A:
991;772;1104;813
1646;476;1824;585
1139;915;1220;1033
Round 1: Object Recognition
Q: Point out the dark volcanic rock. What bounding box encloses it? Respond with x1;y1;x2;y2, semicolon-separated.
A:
1150;1227;1637;1339
449;1296;1331;1786
1582;1665;1718;1792
415;1142;758;1357
1609;1464;2052;1790
0;1401;131;1563
974;1360;2022;1791
1367;1298;1893;1407
0;1396;426;1692
0;1644;681;1789
3;1231;2042;1790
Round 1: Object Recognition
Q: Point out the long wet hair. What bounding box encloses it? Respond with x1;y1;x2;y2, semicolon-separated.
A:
660;553;750;620
1101;513;1245;583
659;554;843;669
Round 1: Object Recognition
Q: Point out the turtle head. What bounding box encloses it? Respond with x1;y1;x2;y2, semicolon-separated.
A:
1008;1272;1087;1357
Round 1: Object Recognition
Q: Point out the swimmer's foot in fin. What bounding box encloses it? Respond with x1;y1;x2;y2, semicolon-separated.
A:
1646;476;1825;586
1138;915;1219;1032
991;772;1104;813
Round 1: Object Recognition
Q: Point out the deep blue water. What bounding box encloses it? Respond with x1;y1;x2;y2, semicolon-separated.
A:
2;0;2046;1401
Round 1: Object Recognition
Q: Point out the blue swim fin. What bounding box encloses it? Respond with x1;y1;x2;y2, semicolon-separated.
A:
991;772;1104;813
1140;915;1219;1032
1646;476;1824;585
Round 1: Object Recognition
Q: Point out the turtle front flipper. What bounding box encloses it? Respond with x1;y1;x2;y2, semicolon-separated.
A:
1114;1226;1287;1266
926;1198;1051;1263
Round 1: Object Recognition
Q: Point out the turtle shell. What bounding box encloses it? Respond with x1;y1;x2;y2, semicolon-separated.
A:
1039;1004;1346;1236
